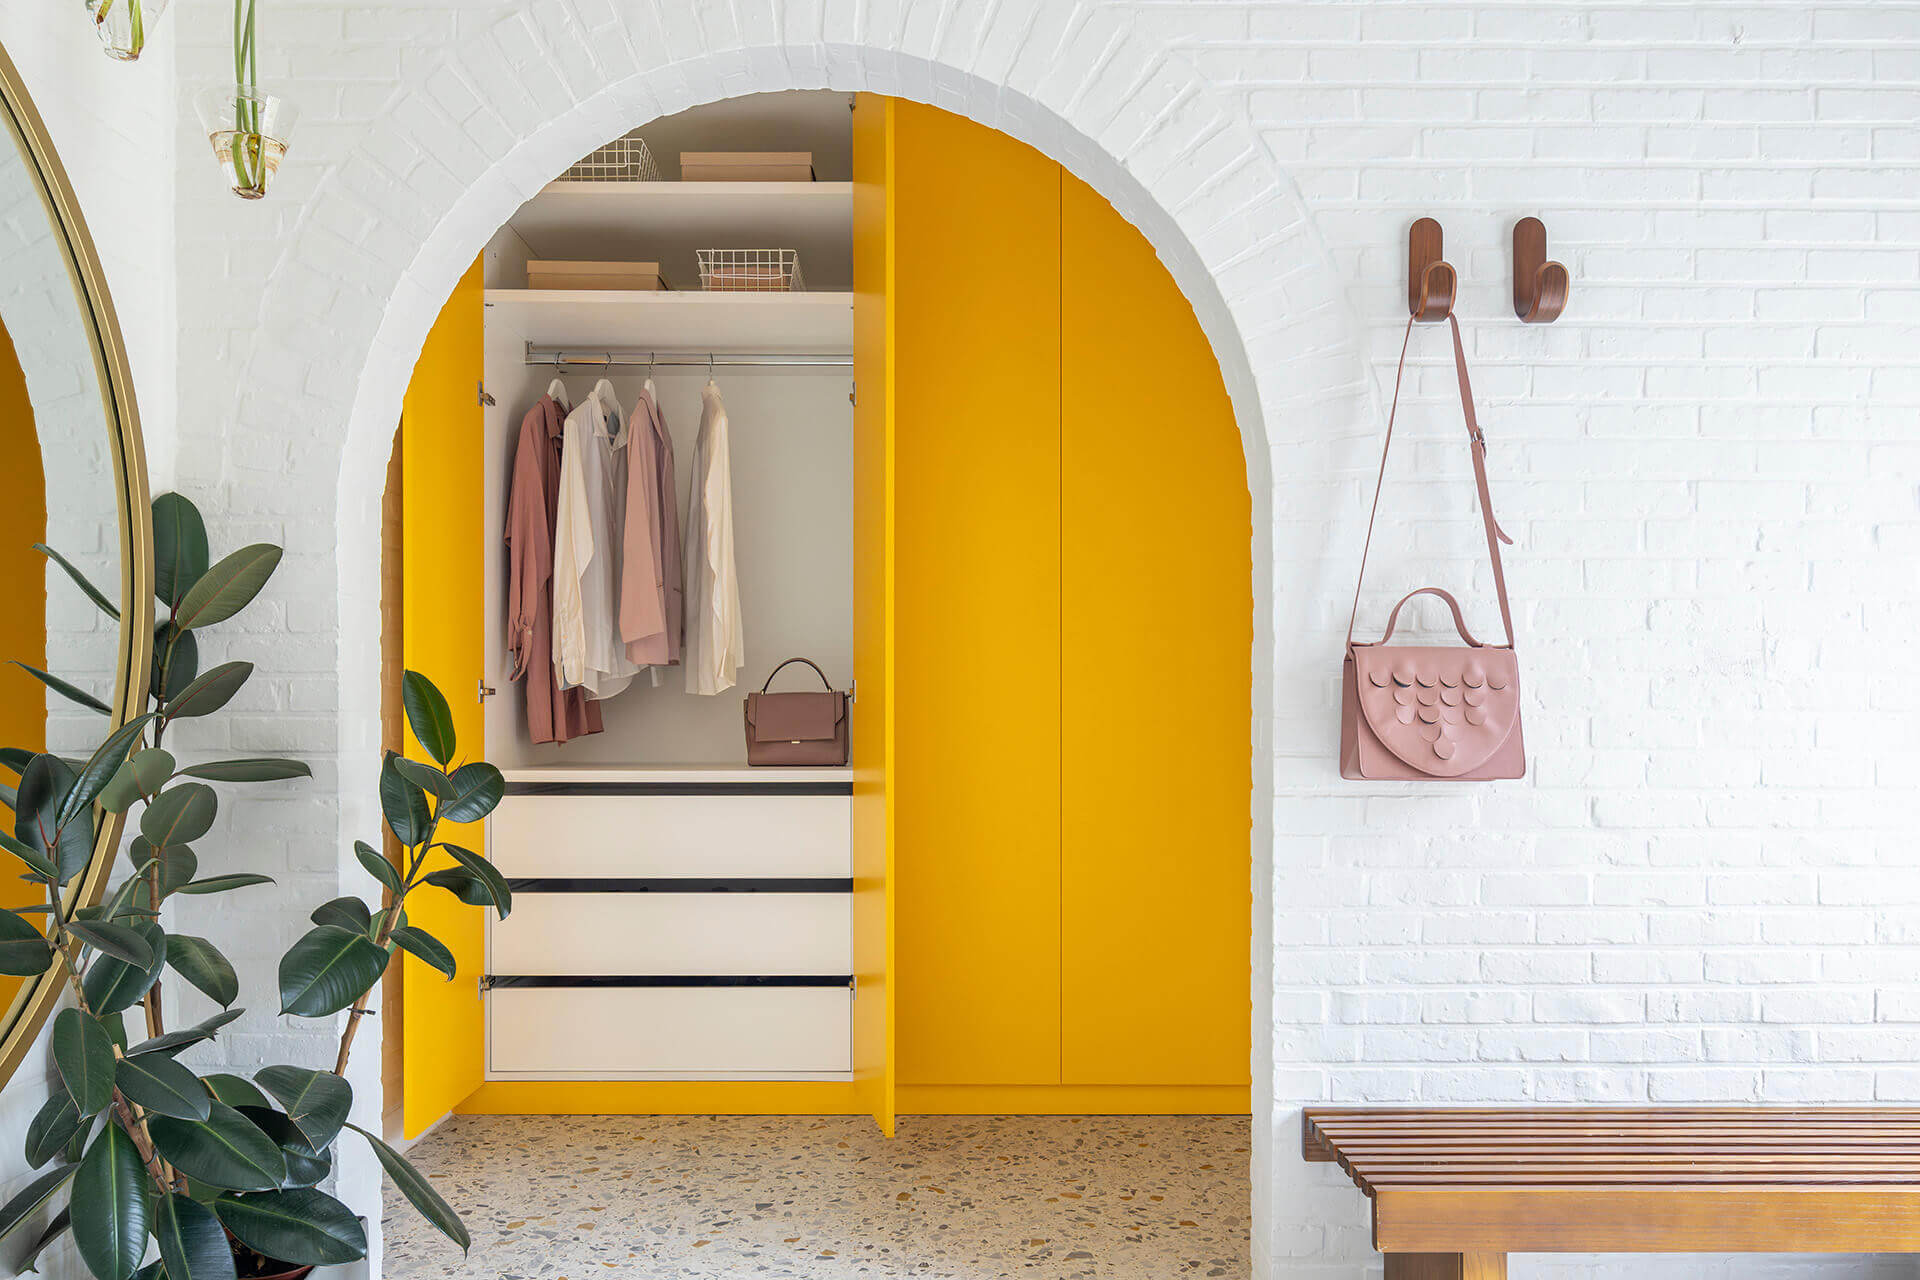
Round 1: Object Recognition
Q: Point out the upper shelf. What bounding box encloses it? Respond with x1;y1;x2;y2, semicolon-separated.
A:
507;181;854;291
483;289;855;352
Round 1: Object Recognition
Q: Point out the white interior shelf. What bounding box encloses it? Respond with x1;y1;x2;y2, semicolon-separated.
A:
483;288;854;352
507;181;854;290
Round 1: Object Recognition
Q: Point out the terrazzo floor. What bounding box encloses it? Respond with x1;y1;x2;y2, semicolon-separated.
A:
381;1113;1250;1279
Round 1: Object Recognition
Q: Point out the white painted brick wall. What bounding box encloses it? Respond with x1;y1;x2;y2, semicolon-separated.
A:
8;4;1920;1280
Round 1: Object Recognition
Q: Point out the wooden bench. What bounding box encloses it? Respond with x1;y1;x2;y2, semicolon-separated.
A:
1304;1107;1920;1280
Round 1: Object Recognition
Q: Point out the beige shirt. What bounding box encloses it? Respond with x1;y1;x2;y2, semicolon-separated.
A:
553;387;639;699
683;381;744;695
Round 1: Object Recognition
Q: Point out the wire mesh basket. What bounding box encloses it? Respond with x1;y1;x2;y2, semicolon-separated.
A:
562;133;660;182
697;248;805;292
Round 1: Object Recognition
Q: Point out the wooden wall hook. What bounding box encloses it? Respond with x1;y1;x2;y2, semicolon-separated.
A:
1512;216;1569;323
1408;217;1455;322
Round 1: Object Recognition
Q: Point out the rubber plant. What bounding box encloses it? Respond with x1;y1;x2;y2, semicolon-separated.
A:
0;493;507;1278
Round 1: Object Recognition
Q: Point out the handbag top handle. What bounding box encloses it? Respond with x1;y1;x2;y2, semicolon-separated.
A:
760;657;835;694
1347;312;1517;650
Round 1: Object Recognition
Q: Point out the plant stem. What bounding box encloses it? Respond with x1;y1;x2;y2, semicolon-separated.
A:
333;863;407;1076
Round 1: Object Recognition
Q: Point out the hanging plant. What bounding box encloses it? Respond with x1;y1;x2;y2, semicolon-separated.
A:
85;0;170;62
195;0;298;200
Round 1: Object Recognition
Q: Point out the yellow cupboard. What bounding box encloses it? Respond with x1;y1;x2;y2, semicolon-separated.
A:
391;94;1248;1130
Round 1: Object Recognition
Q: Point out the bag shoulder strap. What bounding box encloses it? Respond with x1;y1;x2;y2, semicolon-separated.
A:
760;657;834;694
1347;313;1517;649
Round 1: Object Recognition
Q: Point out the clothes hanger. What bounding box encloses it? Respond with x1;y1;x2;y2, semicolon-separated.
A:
592;365;628;449
547;374;571;410
643;350;657;403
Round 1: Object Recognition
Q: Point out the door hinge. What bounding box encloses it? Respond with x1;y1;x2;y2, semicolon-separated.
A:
478;381;496;407
478;678;497;703
479;975;494;996
849;976;858;1000
849;380;857;407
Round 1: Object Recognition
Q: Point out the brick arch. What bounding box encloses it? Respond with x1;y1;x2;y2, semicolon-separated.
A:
265;8;1373;1275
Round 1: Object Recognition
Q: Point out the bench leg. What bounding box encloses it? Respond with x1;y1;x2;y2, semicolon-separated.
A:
1385;1253;1507;1280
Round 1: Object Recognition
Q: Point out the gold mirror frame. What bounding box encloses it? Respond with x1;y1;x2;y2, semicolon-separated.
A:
0;41;154;1088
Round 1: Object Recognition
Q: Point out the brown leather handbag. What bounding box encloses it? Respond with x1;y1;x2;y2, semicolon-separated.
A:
1340;314;1525;781
743;658;849;767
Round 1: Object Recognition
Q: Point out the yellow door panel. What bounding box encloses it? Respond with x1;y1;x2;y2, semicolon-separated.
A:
400;257;488;1137
851;91;898;1136
0;319;46;1018
1058;175;1252;1088
892;101;1064;1087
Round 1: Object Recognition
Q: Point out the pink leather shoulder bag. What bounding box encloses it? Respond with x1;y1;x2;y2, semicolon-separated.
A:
1340;314;1525;781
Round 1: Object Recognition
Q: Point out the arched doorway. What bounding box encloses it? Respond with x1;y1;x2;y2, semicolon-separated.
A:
371;90;1255;1277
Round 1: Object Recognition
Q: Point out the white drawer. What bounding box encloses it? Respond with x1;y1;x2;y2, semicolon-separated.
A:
489;893;850;975
489;793;849;878
487;985;851;1075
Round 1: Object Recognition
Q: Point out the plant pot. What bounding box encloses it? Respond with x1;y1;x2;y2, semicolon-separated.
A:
85;0;170;60
195;85;298;200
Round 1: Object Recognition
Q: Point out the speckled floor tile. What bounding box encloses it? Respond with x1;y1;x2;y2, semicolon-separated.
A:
381;1113;1249;1278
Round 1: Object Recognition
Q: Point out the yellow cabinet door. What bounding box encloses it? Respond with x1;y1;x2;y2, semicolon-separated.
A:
400;257;489;1137
891;101;1065;1087
851;92;898;1136
1058;175;1252;1087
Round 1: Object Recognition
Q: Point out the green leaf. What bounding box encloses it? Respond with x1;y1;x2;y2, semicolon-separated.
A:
61;712;159;826
51;1008;115;1115
309;895;372;934
153;492;210;611
421;866;495;911
172;873;274;896
127;1007;243;1057
380;752;430;846
0;1163;75;1245
0;907;51;976
66;919;154;966
152;621;198;704
148;1101;287;1192
81;919;166;1013
350;1121;470;1252
215;1187;367;1266
23;1090;80;1168
439;761;506;825
16;754;91;883
401;670;456;766
391;925;456;981
16;1205;71;1272
141;783;218;848
356;840;401;895
202;1073;270;1111
9;662;109;714
173;544;282;631
0;828;57;880
115;1051;212;1120
34;543;120;620
155;1192;237;1280
73;1124;147;1280
394;755;455;800
176;758;310;783
164;661;253;722
255;1065;351;1151
0;746;31;773
443;843;512;919
167;934;240;1006
234;1107;330;1189
98;748;175;813
279;924;389;1017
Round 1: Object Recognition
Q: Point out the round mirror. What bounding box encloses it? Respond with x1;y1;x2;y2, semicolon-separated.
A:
0;43;153;1087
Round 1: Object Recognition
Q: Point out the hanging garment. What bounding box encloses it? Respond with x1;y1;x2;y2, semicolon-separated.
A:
505;393;603;744
620;382;685;671
683;380;745;695
552;385;640;700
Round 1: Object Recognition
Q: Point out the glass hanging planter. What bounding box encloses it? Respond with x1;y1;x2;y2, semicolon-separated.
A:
196;85;297;200
196;0;294;200
86;0;170;61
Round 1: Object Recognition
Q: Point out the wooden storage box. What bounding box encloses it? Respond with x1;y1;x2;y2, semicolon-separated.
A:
526;260;666;291
679;151;816;182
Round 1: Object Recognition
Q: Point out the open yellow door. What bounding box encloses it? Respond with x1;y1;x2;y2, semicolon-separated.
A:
400;258;487;1138
851;93;897;1137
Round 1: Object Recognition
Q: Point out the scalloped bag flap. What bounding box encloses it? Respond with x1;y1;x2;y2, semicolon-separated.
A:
1350;645;1520;778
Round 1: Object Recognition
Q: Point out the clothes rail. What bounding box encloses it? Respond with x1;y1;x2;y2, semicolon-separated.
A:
524;344;852;370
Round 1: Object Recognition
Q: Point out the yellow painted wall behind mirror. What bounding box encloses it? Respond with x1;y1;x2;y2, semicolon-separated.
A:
0;317;46;1018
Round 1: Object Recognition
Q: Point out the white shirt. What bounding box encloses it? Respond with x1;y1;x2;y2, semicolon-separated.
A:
552;387;640;700
683;381;745;695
